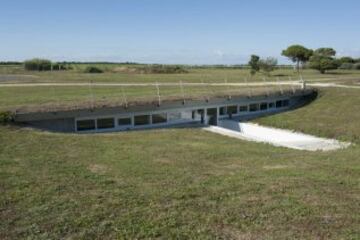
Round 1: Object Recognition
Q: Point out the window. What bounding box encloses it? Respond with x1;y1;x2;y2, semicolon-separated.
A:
152;113;167;124
77;119;95;131
283;99;290;107
239;105;248;112
269;102;275;108
227;105;238;114
97;118;115;129
134;115;150;125
168;112;181;122
219;106;227;115
276;100;283;108
118;117;132;126
249;103;259;112
260;102;268;111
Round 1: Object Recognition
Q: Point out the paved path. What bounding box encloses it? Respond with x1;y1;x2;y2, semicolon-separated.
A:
205;120;350;151
0;81;300;87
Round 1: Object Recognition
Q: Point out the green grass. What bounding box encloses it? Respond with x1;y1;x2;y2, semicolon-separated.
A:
255;88;360;143
0;87;359;239
1;66;359;112
1;65;360;83
0;85;295;112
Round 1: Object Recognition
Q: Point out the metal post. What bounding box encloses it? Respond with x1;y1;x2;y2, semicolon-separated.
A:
225;77;231;100
289;76;296;94
245;77;252;98
155;82;161;106
179;80;185;104
263;77;269;97
201;79;210;102
277;77;284;95
88;80;95;109
300;75;306;90
121;86;128;108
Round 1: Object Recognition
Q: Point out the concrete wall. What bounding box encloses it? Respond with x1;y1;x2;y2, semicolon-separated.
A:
25;118;75;132
17;89;317;133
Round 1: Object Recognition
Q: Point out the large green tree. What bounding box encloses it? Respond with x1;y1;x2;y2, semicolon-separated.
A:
308;48;338;74
281;45;313;72
248;55;260;76
314;48;336;57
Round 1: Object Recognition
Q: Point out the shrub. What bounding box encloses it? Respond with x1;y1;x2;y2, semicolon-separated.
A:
52;63;72;71
24;58;52;71
339;63;354;70
143;65;188;74
0;111;14;124
84;66;104;73
353;63;360;70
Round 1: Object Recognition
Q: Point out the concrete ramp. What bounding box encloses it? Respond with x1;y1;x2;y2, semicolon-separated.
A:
204;120;350;151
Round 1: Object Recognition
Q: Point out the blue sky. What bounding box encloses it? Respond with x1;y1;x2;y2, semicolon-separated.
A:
1;0;360;64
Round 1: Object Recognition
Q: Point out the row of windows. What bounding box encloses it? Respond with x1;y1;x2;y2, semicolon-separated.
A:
77;113;172;131
219;99;290;115
76;99;290;131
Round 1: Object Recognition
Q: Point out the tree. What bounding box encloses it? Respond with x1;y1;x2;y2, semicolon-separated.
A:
314;48;336;57
337;56;355;65
248;55;260;76
84;66;104;73
24;58;52;71
308;53;338;74
258;57;278;76
281;45;313;72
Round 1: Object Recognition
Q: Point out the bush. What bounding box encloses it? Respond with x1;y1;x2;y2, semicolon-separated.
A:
339;63;354;70
52;63;72;71
84;66;104;73
0;111;14;124
143;65;188;74
24;58;52;71
353;63;360;70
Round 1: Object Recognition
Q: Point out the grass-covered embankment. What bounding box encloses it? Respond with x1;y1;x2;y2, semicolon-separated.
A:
0;88;359;239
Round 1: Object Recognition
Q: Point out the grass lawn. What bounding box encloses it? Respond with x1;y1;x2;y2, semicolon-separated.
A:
0;87;359;238
0;85;296;112
1;65;360;84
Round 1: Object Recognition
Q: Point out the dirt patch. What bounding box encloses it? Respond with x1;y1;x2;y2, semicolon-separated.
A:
263;165;289;170
88;164;108;174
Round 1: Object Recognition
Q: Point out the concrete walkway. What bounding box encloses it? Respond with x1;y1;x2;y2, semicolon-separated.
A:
204;120;350;151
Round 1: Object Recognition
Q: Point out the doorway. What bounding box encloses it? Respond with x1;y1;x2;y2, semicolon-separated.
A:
206;108;218;125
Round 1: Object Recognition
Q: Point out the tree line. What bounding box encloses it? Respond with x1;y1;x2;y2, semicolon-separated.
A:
249;45;360;76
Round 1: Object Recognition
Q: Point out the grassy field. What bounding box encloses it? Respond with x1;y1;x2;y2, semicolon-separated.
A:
1;64;360;84
0;64;359;112
1;87;359;238
0;84;298;112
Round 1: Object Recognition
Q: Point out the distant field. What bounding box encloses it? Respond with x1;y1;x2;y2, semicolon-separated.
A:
0;87;359;239
1;64;359;112
1;64;360;84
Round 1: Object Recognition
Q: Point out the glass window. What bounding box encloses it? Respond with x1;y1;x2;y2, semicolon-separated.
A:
77;119;95;131
269;102;275;108
249;103;259;112
118;117;132;126
260;102;268;111
283;99;290;107
134;115;150;125
168;112;182;121
152;113;167;124
227;105;238;114
97;118;115;129
239;105;248;112
276;100;283;108
219;106;227;115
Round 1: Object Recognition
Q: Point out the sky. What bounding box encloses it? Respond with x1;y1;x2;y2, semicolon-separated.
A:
1;0;360;64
